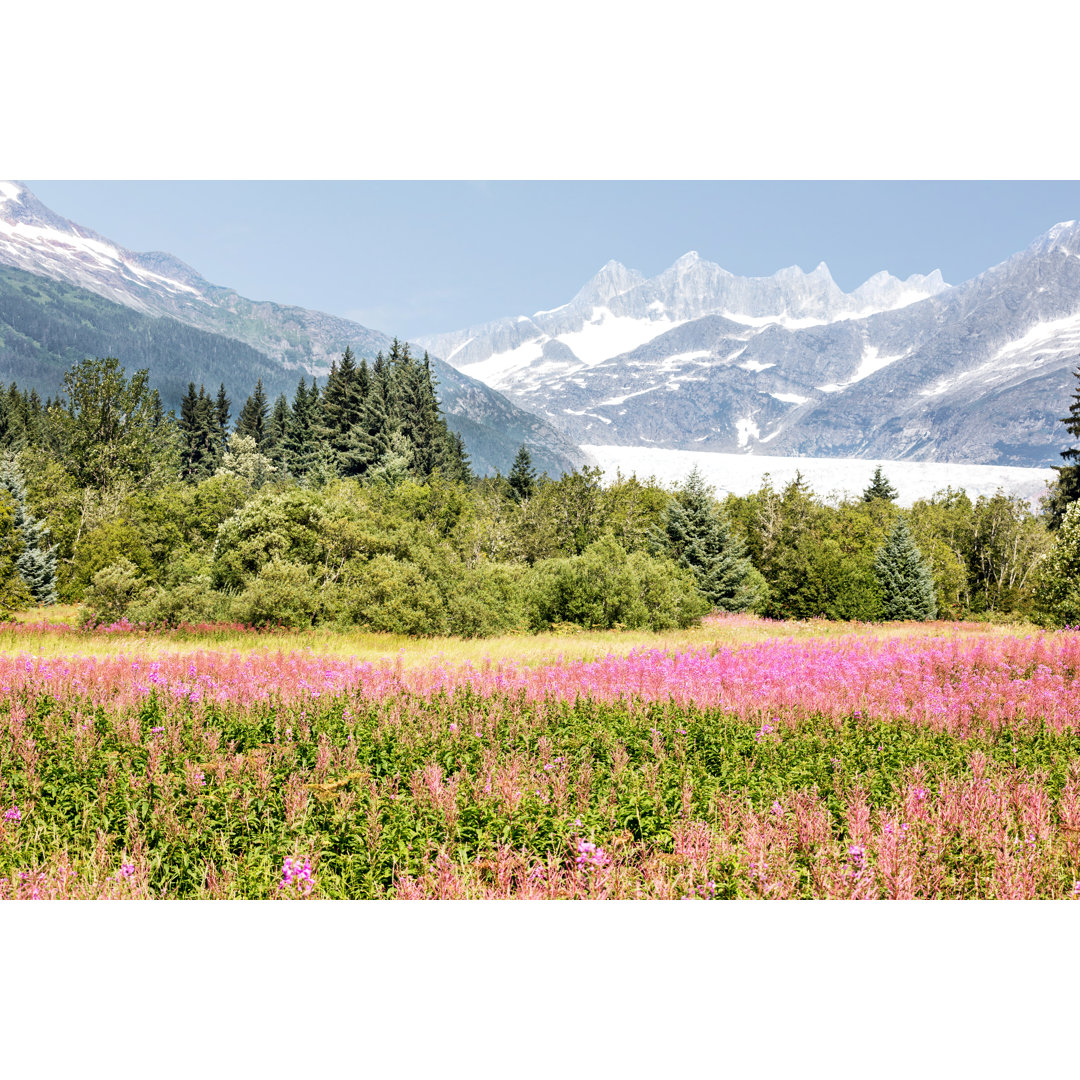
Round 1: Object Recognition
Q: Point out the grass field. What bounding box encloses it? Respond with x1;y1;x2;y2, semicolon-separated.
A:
2;611;1077;899
0;606;1035;665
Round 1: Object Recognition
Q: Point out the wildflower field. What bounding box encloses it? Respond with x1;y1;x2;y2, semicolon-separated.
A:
2;615;1079;899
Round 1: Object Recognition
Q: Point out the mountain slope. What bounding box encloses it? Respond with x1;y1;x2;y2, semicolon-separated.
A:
0;181;587;477
420;227;1080;467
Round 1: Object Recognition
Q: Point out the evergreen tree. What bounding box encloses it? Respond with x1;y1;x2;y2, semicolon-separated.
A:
653;467;757;610
1048;364;1080;529
319;347;367;473
236;379;269;447
874;516;937;621
395;348;444;478
265;393;290;468
0;457;57;605
508;444;537;502
214;383;232;462
437;428;473;485
178;383;217;482
342;352;393;478
862;465;899;503
283;377;322;479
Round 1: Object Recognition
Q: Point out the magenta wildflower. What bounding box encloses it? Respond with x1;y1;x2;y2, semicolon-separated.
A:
575;839;610;870
3;806;21;824
279;856;314;897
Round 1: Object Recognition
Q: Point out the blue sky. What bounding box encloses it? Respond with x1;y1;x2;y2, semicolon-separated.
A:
26;181;1080;340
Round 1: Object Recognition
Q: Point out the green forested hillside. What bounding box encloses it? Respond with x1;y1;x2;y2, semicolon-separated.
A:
0;265;584;476
0;265;291;409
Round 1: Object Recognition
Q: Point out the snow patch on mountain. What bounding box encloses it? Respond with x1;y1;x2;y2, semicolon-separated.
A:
992;310;1080;361
735;417;761;448
557;307;681;366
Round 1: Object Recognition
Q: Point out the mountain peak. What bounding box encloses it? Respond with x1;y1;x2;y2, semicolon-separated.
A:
0;181;28;207
1031;220;1080;257
572;259;644;307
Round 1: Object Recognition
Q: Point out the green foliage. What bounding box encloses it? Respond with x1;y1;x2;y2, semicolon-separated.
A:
653;467;761;612
1048;364;1080;529
874;517;938;621
215;432;277;491
83;558;148;625
1033;500;1080;626
53;357;178;490
862;465;899;502
527;535;706;632
335;554;449;636
128;575;229;628
508;444;536;502
0;456;57;605
230;558;321;628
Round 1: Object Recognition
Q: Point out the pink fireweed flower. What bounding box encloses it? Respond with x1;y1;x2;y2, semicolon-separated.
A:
3;806;21;824
575;839;610;871
279;856;314;897
1072;882;1080;898
119;863;135;879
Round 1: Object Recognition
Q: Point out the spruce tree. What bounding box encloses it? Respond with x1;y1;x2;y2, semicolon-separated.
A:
874;516;938;621
265;393;290;468
214;383;232;463
178;384;217;482
0;457;57;605
236;379;269;447
862;465;899;502
1048;365;1080;529
283;377;321;479
342;352;393;478
438;429;472;485
396;349;443;478
508;444;536;501
319;347;367;473
653;467;757;610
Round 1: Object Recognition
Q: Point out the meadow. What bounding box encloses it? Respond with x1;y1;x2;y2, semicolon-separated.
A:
2;613;1079;899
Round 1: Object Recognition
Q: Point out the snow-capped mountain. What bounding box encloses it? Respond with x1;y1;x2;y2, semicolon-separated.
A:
420;227;1080;467
0;181;587;476
419;251;948;392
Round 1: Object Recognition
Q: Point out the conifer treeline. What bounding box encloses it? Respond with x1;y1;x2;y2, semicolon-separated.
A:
176;340;471;485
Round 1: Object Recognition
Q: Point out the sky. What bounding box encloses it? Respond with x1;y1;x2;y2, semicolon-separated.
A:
23;181;1080;341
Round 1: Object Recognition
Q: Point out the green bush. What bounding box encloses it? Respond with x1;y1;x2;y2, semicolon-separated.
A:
83;557;148;625
1033;501;1080;627
128;575;230;628
527;536;705;632
229;558;320;628
334;554;448;636
443;562;530;637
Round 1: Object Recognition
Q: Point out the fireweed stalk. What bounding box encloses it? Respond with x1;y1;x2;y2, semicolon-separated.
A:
0;631;1077;898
